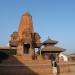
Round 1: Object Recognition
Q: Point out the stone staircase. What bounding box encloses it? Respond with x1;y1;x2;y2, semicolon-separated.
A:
15;54;33;64
1;55;70;75
15;54;52;64
1;55;53;74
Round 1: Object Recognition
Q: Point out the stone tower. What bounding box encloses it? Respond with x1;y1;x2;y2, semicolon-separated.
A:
18;12;34;40
9;12;41;56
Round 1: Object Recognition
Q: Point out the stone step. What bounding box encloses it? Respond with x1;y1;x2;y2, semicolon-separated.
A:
0;64;53;74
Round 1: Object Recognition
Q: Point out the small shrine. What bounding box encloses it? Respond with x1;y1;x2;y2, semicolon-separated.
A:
40;37;65;61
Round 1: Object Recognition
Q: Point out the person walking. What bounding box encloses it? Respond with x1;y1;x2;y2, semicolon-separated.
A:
52;60;58;75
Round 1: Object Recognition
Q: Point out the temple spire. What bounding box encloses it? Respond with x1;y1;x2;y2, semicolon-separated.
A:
18;12;34;38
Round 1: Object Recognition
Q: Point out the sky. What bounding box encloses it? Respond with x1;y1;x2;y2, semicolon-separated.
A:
0;0;75;54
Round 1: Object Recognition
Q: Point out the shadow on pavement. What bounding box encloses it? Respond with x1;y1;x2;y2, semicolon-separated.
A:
0;51;38;75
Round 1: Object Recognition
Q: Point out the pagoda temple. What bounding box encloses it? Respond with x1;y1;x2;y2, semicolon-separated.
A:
40;37;65;60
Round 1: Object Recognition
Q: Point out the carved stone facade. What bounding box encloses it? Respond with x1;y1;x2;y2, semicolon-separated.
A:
9;12;41;56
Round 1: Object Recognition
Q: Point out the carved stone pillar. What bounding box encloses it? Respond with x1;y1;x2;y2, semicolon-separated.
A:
16;43;24;56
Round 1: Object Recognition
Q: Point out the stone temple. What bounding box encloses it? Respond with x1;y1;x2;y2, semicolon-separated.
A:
9;12;41;56
0;12;69;74
9;12;64;57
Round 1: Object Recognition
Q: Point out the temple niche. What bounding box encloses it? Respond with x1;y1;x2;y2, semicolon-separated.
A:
9;12;41;56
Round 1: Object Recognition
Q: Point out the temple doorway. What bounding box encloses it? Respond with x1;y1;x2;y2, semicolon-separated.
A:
43;53;56;60
23;44;30;54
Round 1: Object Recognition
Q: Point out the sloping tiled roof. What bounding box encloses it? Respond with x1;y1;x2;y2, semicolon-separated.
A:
0;46;10;50
9;40;18;46
43;37;58;44
41;46;65;52
11;32;18;37
35;32;41;38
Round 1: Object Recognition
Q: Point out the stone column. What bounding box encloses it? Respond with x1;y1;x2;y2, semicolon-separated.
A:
56;53;60;74
40;48;41;56
16;43;24;56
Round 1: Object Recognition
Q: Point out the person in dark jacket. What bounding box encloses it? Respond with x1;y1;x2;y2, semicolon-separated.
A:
52;60;58;75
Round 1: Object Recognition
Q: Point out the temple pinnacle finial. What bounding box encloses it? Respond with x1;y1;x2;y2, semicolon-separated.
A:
48;36;50;39
23;12;31;16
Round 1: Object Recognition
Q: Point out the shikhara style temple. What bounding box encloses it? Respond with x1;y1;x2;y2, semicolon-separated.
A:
0;12;69;74
9;12;41;56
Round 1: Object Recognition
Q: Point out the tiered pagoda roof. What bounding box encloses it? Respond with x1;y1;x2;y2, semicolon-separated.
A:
41;46;65;52
41;37;65;53
43;37;58;45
